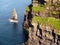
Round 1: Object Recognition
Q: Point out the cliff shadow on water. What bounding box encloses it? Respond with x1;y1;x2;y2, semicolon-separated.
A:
13;23;29;43
23;29;29;43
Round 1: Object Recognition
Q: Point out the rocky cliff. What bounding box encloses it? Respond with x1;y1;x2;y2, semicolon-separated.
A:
23;0;60;45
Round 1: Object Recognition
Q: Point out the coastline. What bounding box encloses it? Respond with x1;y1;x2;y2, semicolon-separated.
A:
23;0;60;45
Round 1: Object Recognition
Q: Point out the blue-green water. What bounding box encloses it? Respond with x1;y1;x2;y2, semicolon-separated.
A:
0;0;31;45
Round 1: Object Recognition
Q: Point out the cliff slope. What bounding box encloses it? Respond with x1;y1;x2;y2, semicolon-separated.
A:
23;0;60;45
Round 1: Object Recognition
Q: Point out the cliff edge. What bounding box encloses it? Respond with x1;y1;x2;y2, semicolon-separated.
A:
23;0;60;45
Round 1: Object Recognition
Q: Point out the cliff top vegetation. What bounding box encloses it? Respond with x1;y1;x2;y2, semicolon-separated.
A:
32;16;60;34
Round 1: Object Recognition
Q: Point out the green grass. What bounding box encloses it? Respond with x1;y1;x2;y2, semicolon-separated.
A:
32;16;60;30
51;11;59;15
26;7;30;11
26;6;45;12
32;6;45;12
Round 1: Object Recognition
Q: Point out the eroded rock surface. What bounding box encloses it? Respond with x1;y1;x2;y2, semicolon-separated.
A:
23;20;60;45
23;0;60;45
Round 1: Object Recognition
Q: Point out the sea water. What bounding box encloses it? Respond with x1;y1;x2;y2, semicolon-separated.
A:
0;0;31;45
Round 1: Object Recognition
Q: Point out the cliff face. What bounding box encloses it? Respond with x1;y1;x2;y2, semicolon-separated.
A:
23;0;60;45
23;17;60;45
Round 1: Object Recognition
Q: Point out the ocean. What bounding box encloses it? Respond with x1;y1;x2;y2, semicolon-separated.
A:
0;0;31;45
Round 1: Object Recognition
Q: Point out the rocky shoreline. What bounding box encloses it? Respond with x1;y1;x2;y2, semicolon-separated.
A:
23;0;60;45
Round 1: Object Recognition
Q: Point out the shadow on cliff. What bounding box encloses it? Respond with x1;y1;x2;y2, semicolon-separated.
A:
22;3;34;43
27;4;33;20
37;23;42;39
27;4;33;27
38;0;46;4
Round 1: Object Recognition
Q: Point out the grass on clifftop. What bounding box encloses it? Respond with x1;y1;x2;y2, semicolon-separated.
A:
32;6;45;12
26;5;45;12
32;16;60;31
